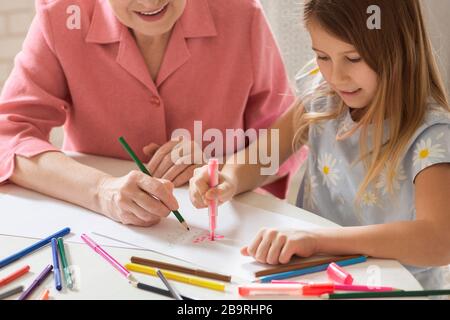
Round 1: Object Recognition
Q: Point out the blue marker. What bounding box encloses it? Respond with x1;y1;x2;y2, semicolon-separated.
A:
51;238;62;291
0;227;71;269
258;256;367;283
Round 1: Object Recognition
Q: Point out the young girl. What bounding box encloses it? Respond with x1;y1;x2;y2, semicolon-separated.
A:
189;0;450;289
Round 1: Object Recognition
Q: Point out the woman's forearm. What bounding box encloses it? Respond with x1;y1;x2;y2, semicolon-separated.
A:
314;220;450;267
10;151;111;213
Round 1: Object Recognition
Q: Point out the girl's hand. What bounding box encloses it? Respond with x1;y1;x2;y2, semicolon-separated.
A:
96;171;179;227
143;139;202;187
241;228;318;265
189;165;237;208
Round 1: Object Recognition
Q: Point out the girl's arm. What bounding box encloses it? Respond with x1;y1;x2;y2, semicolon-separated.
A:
189;103;304;208
315;163;450;266
242;163;450;267
222;104;302;195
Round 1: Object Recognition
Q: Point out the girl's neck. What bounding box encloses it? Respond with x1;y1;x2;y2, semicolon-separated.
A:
349;107;366;122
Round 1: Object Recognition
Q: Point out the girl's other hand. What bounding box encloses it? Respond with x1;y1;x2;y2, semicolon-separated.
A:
241;228;318;265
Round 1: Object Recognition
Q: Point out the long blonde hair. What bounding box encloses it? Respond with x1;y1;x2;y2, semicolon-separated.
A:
294;0;450;203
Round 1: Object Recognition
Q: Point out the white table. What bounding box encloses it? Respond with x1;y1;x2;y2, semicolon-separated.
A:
0;153;423;300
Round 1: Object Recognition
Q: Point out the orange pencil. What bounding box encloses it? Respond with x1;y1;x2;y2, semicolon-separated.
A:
0;265;30;287
38;289;50;300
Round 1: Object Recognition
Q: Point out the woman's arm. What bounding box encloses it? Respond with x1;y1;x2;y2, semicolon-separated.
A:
11;152;109;213
10;151;180;227
242;163;450;267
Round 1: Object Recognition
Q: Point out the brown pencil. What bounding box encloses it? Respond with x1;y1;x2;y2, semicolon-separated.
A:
255;255;363;278
130;256;232;283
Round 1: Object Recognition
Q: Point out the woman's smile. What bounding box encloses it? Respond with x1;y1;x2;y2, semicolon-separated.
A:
134;2;170;22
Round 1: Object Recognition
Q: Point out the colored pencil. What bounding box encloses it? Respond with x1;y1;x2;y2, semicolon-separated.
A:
0;286;24;300
257;256;367;283
57;237;73;289
0;228;71;269
51;238;62;291
131;256;232;282
156;269;183;300
255;255;363;277
126;263;226;292
18;265;53;300
81;234;135;281
0;265;30;287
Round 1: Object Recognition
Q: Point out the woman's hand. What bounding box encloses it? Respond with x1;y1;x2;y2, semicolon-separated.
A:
189;165;237;208
143;139;202;187
96;171;179;227
241;228;318;265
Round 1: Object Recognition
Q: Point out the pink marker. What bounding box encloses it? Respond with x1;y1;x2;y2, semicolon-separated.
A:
81;234;134;281
208;159;219;241
327;262;354;285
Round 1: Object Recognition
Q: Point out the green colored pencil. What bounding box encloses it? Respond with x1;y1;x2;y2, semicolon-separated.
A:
321;289;450;299
118;136;190;231
57;237;73;289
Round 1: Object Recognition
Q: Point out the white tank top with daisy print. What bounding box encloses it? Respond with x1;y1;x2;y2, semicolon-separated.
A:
295;62;450;290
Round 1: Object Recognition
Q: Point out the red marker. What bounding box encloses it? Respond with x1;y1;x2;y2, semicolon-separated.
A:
272;281;400;292
208;159;219;241
0;265;30;288
238;283;334;297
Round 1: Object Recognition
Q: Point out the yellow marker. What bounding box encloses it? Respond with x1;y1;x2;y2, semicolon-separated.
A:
125;263;226;292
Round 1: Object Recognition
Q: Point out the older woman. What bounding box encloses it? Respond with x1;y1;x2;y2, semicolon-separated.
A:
0;0;296;227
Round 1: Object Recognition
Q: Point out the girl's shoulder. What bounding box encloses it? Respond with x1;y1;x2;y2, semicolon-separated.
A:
409;101;450;144
403;101;450;180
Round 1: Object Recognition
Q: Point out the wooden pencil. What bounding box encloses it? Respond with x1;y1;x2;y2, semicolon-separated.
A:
131;256;232;283
255;255;364;277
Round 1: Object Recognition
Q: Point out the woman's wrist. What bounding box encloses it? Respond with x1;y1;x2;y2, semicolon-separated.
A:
92;173;114;214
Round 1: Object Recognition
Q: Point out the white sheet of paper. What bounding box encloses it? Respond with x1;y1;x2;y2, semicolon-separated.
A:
0;184;324;281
